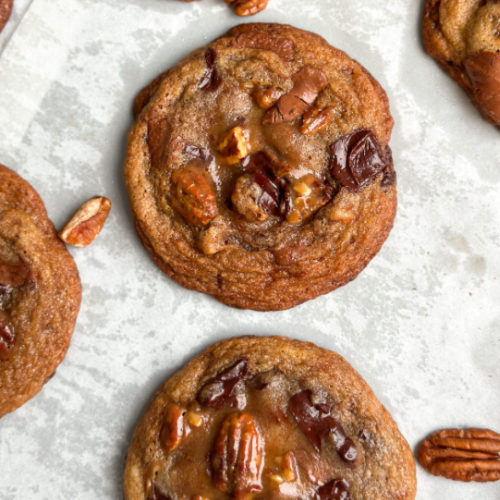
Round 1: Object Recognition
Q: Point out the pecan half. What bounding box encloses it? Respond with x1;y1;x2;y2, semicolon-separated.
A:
197;359;248;409
0;310;15;361
301;105;337;134
263;67;328;124
59;196;112;247
225;0;269;16
160;404;192;452
418;428;500;482
212;413;264;500
230;32;295;61
170;160;218;226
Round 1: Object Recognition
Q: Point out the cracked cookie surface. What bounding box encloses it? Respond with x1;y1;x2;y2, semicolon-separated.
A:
123;336;416;500
423;0;500;127
125;23;397;311
0;164;81;418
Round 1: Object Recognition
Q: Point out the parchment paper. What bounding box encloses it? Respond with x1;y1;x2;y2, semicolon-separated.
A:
0;0;499;499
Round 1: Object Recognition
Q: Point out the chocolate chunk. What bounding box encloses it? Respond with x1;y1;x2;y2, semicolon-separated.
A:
149;484;171;500
184;144;213;162
464;51;500;126
289;390;358;463
329;130;387;192
147;115;174;170
199;48;222;92
197;359;248;409
0;310;15;361
231;33;296;62
263;67;328;124
0;259;29;288
316;479;352;500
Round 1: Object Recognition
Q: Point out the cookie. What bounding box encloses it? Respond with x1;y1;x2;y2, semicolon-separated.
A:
124;336;417;500
0;164;81;418
125;23;397;311
0;0;13;34
423;0;500;127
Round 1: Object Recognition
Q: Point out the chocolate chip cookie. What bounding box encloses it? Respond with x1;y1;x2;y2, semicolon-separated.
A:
423;0;500;127
124;336;417;500
125;23;397;311
0;164;81;418
0;0;13;33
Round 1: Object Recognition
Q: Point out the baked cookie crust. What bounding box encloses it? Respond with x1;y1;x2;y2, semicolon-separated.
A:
0;164;81;418
125;23;397;311
124;336;417;500
423;0;500;126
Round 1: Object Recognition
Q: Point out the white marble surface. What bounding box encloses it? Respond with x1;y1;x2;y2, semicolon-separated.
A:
0;0;499;499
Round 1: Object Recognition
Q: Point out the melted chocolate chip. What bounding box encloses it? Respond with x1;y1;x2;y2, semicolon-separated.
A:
263;67;328;124
0;310;15;361
150;484;171;500
316;479;352;500
0;259;29;288
329;130;387;192
197;359;248;409
199;48;222;92
289;390;358;463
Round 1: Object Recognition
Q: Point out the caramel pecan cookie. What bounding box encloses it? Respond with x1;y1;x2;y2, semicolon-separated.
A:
423;0;500;127
0;0;13;33
0;164;81;418
125;23;396;311
124;336;417;500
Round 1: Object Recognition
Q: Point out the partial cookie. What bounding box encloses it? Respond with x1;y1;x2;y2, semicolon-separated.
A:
124;336;417;500
125;23;397;311
0;0;13;34
423;0;500;126
0;164;81;418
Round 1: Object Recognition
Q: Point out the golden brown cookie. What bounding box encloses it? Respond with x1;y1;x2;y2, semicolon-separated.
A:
0;164;81;418
0;0;13;34
124;336;417;500
423;0;500;127
125;23;397;311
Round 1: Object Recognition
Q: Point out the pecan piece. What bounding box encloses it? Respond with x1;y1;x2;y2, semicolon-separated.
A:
59;196;112;247
316;479;352;500
0;258;29;288
253;88;283;111
212;413;264;500
0;310;15;361
418;428;500;482
329;130;387;192
225;0;269;16
263;67;328;124
170;160;218;226
160;404;192;452
464;52;500;126
280;175;334;225
197;359;248;409
230;32;295;61
199;48;222;92
218;127;251;165
301;105;337;134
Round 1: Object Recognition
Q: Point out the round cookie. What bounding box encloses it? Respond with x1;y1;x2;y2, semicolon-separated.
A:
0;0;13;34
125;23;397;311
124;336;417;500
0;164;81;418
423;0;500;127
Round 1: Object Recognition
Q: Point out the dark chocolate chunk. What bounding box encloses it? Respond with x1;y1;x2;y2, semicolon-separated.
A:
0;259;29;288
316;479;352;500
329;130;387;192
184;144;213;162
289;390;358;463
199;48;222;92
0;310;15;361
149;484;171;500
197;359;248;409
263;67;328;124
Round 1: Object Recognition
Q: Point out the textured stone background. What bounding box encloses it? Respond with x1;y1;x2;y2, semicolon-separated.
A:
0;0;499;498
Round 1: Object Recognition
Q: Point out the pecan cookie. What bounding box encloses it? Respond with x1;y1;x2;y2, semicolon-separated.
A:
124;336;417;500
0;0;13;33
0;164;81;418
423;0;500;127
125;23;397;311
